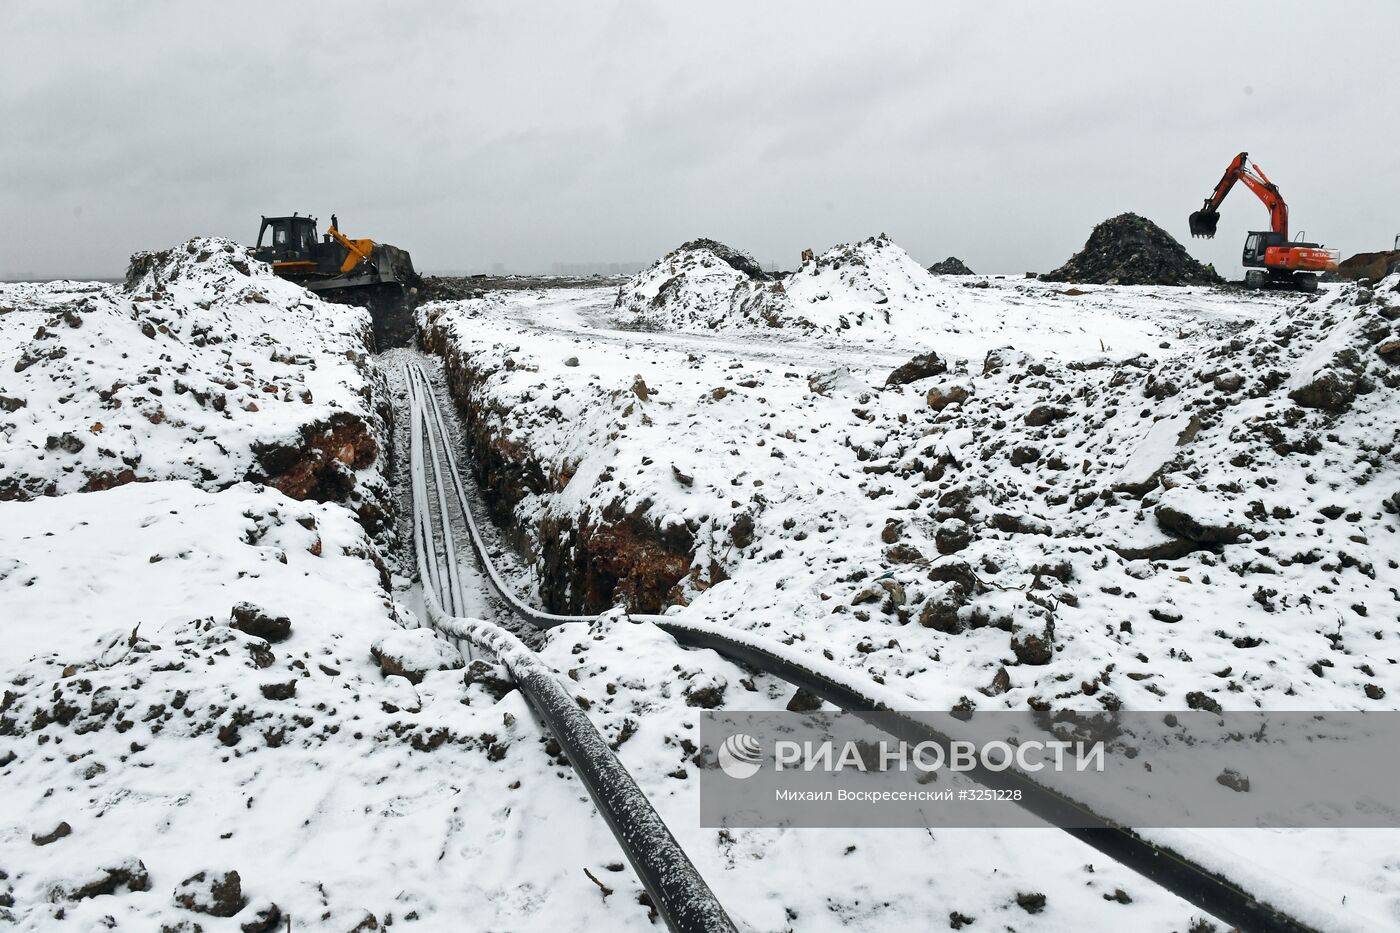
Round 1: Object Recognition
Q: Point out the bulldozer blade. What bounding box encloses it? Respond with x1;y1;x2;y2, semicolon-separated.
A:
1188;210;1220;239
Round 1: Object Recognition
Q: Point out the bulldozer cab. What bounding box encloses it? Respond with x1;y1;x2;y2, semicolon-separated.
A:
256;216;318;261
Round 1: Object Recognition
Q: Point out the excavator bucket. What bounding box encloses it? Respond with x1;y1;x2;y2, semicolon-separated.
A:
1187;210;1220;238
1188;209;1220;239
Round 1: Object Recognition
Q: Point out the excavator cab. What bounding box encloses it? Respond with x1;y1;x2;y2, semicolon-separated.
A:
1241;231;1285;268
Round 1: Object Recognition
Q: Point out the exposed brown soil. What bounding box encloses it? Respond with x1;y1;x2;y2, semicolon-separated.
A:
1337;250;1400;282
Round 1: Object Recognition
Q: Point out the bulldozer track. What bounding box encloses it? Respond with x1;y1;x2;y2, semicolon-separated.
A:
405;356;1320;933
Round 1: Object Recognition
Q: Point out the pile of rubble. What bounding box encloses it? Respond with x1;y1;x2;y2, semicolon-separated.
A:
928;256;975;275
1042;213;1221;286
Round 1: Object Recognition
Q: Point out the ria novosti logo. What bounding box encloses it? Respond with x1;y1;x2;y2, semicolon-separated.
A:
718;733;764;779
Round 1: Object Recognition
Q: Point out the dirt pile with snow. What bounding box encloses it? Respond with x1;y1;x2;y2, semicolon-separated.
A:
929;256;975;275
1043;213;1222;286
782;234;959;331
614;234;962;334
613;238;788;331
674;237;770;280
0;238;391;534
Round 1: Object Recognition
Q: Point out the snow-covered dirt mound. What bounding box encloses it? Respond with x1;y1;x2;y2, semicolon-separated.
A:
613;238;787;331
783;234;959;330
614;234;962;334
0;238;391;534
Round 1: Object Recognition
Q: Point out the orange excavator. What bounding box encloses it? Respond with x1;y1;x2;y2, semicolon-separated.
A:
1189;152;1338;292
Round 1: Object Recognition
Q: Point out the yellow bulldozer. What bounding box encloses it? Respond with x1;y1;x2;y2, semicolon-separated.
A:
253;212;419;346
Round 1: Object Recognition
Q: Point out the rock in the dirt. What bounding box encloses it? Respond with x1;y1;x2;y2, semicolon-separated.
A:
463;659;516;701
173;869;245;918
1011;619;1055;666
32;821;72;846
729;512;755;548
230;602;292;642
345;910;380;932
50;858;151;901
1023;403;1069;427
259;680;297;701
980;666;1012;696
1155;489;1250;545
1015;891;1047;914
786;687;824;712
808;366;864;396
1111;413;1200;495
684;672;727;708
919;583;969;633
1185;690;1223;714
926;381;972;411
1287;348;1366;414
381;674;421;714
160;921;204;933
885;351;948;387
370;628;464;684
1216;768;1250;793
935;519;973;554
240;901;283;933
1042;213;1221;286
928;257;975;276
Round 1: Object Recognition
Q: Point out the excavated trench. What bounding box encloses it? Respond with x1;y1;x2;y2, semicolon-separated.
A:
419;322;694;615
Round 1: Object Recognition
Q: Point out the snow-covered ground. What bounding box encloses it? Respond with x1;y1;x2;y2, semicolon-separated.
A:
5;233;1399;931
1;479;1219;932
419;239;1400;930
1;245;1221;932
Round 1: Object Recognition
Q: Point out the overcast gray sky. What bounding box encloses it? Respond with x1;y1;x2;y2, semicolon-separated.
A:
3;2;1397;279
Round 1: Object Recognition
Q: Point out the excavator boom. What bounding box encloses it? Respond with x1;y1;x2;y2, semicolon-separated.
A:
1188;151;1289;240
